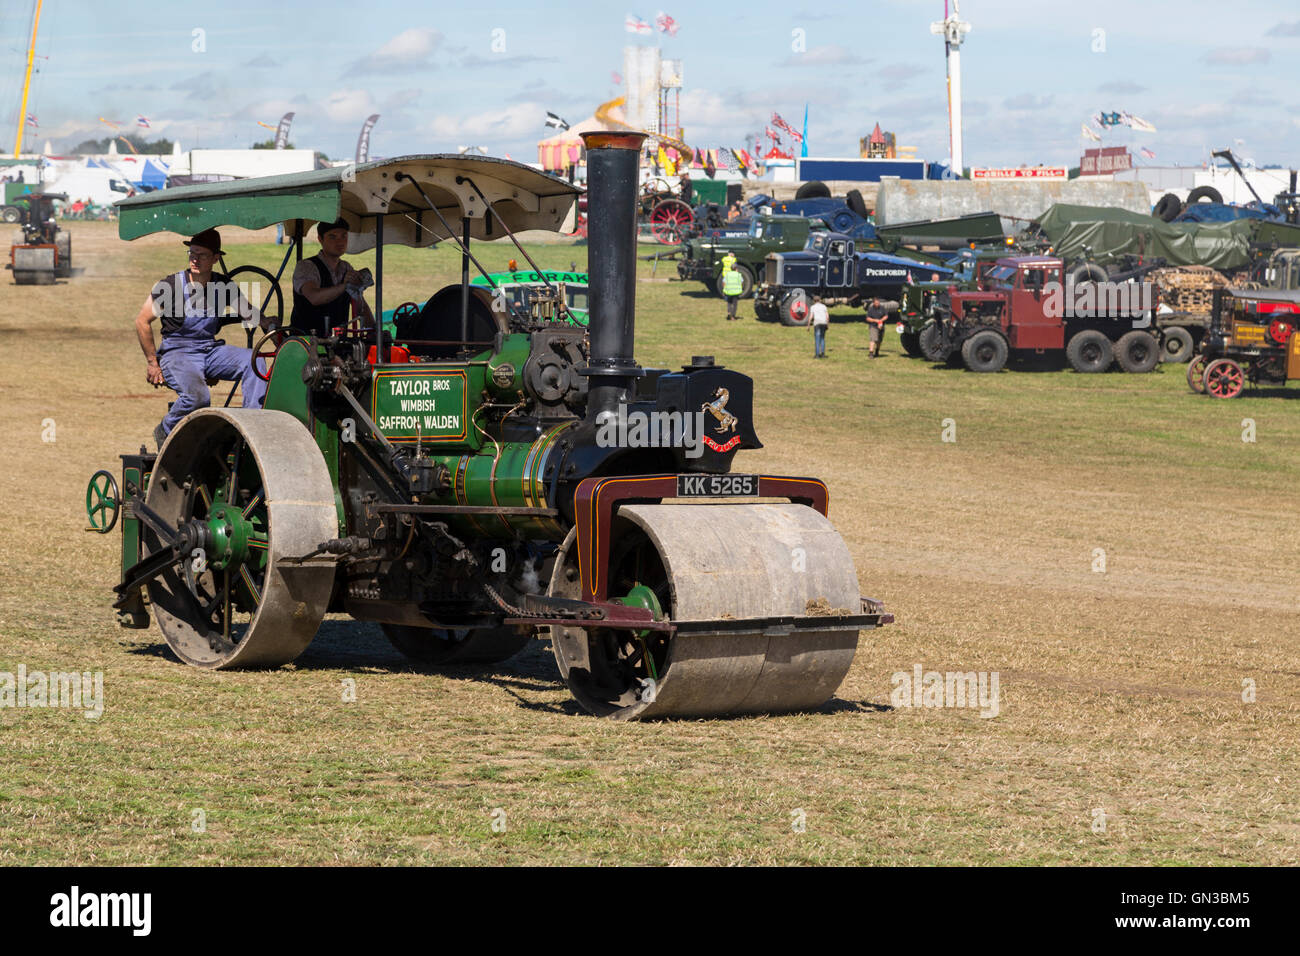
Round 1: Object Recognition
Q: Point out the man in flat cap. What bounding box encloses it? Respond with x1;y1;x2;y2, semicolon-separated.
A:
133;227;273;447
289;218;373;337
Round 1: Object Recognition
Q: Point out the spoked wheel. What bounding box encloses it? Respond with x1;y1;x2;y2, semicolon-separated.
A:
250;325;309;382
1203;358;1245;399
1187;355;1209;393
85;469;120;533
391;300;421;326
649;199;694;244
143;408;337;668
226;265;284;329
381;623;532;665
548;503;862;720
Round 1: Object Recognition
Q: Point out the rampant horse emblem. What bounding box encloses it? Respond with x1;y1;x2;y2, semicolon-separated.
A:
701;387;738;434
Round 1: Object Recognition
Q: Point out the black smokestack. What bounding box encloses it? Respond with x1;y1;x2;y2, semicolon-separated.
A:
579;131;646;421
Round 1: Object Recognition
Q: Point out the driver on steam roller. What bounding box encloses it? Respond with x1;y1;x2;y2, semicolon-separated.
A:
289;218;374;337
135;228;273;449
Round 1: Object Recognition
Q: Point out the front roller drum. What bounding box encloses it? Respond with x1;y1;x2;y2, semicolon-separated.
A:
549;502;863;720
145;408;338;669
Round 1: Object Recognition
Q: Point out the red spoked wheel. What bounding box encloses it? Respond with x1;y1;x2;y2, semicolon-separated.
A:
1203;358;1245;399
250;326;307;382
391;301;421;328
1186;355;1209;393
1268;320;1294;346
649;198;694;244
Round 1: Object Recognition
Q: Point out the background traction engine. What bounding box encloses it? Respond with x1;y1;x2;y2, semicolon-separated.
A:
88;133;889;720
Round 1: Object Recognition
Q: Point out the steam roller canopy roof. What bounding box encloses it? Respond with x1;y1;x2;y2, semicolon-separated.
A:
114;154;582;250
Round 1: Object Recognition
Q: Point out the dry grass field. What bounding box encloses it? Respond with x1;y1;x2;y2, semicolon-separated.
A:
0;220;1296;865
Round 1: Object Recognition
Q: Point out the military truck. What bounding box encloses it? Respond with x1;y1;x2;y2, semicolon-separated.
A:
934;255;1162;374
754;233;951;325
675;214;820;299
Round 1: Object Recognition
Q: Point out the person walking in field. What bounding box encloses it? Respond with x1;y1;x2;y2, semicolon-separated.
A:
810;297;829;358
864;296;888;358
721;258;745;320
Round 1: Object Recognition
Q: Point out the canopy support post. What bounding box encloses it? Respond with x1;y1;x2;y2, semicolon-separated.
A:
461;217;470;345
375;214;384;364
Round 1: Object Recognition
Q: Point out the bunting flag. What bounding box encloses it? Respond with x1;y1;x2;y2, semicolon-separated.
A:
657;145;675;175
1139;147;1156;159
765;127;780;144
256;121;277;130
625;13;652;34
655;11;678;35
98;117;121;129
1081;123;1101;142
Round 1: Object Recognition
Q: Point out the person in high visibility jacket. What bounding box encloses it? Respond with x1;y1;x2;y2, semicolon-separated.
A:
721;259;745;320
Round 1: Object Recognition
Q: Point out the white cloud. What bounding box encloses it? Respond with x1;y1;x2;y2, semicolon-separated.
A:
325;89;379;124
1203;47;1270;65
347;28;442;75
780;44;864;67
426;102;543;146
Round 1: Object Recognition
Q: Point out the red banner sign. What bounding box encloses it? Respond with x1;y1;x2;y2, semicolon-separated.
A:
1079;147;1132;175
971;167;1068;180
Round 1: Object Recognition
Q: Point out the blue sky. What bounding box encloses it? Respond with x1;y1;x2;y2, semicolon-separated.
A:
2;0;1298;167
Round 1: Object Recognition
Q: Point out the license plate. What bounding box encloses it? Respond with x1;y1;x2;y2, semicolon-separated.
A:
676;474;759;497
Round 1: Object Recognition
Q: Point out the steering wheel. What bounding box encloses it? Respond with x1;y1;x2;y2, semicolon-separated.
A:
225;265;284;329
250;326;308;382
391;300;421;329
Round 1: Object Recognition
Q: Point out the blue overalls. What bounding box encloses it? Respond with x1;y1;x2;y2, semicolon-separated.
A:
157;271;266;436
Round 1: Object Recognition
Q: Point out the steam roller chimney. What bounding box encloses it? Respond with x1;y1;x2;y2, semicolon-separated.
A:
579;130;647;422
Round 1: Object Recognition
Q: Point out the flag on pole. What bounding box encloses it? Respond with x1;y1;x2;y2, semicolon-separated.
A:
25;114;38;128
545;111;570;130
625;14;652;34
1139;147;1156;159
800;104;808;158
1081;123;1101;142
136;115;150;128
1123;112;1157;133
772;112;802;143
655;12;678;35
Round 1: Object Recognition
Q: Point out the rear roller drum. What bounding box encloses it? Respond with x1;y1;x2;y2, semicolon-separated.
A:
548;503;862;720
144;408;338;668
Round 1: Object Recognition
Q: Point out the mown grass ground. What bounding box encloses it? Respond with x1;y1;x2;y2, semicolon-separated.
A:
0;221;1296;865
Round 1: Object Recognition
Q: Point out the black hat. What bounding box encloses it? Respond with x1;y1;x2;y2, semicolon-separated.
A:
317;218;350;237
183;227;223;255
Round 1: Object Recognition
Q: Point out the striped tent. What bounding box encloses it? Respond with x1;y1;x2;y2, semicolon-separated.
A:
537;115;603;172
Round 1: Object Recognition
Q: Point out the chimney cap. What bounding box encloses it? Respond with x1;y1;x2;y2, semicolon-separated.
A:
684;355;717;370
580;131;647;151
